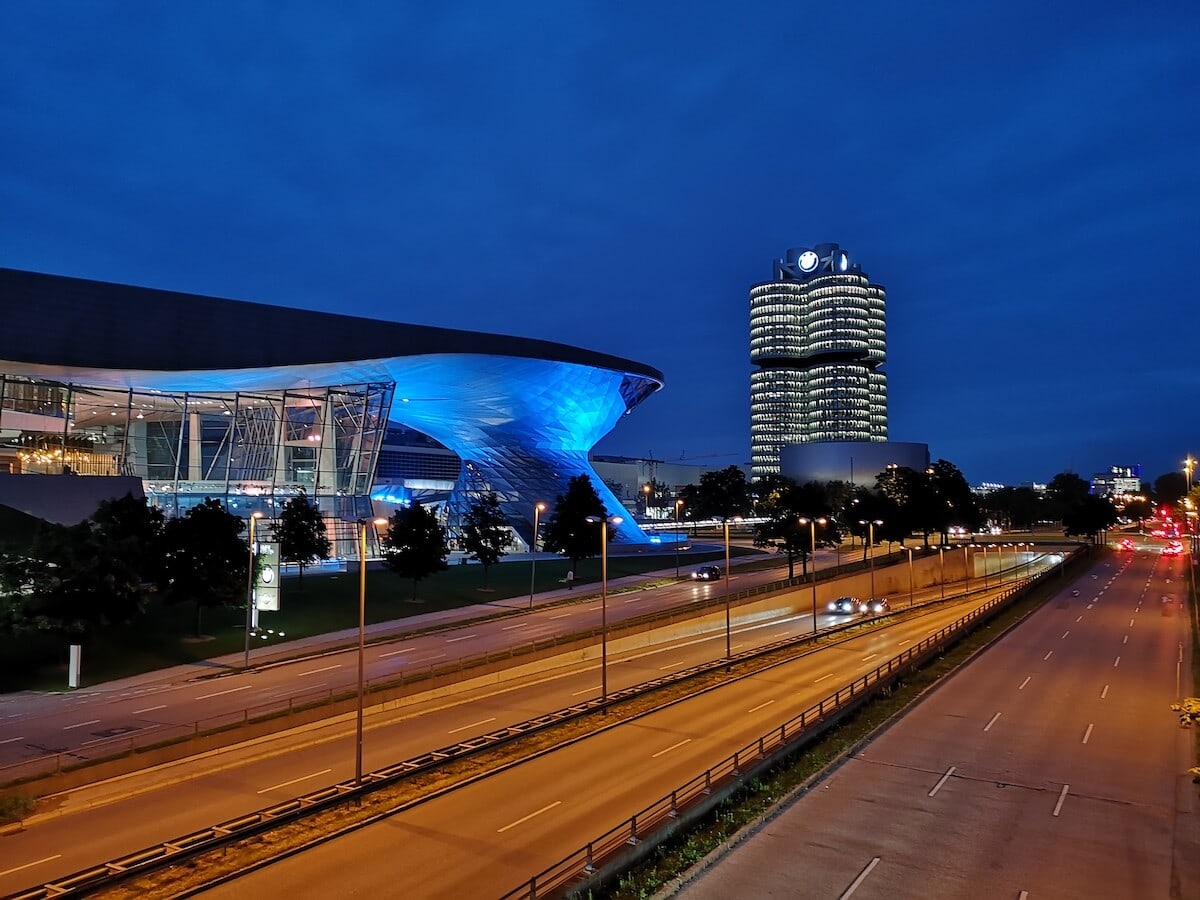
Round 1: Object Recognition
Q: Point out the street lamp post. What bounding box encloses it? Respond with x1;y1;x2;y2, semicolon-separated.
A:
906;546;915;608
963;545;971;592
529;502;546;608
243;511;264;669
585;514;623;708
938;546;946;600
674;499;683;580
355;516;387;785
799;516;827;635
858;519;883;600
722;516;744;660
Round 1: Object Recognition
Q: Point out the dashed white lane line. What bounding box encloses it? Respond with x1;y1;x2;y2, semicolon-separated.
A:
132;704;166;715
502;622;531;630
448;716;496;735
1101;684;1109;699
0;735;25;744
1114;656;1121;668
1082;723;1094;744
984;712;1002;732
897;639;910;646
928;766;956;797
1123;635;1128;645
1061;631;1070;639
1129;619;1135;627
840;856;881;899
1043;651;1054;661
195;684;253;701
445;634;477;643
814;673;834;684
549;613;572;619
748;699;775;714
257;768;332;794
497;800;561;833
1053;784;1070;817
651;738;692;759
861;654;877;662
298;664;342;676
378;646;416;658
1076;615;1083;622
1018;676;1031;690
0;854;62;879
63;719;100;730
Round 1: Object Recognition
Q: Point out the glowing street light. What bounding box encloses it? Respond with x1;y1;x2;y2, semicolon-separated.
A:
529;502;546;609
585;514;623;707
674;499;683;580
858;519;883;601
355;516;388;785
905;546;915;608
799;516;827;635
243;511;264;669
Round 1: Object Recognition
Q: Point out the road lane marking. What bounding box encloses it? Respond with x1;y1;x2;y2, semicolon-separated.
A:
445;634;477;643
1129;619;1135;627
1043;651;1053;661
1113;656;1120;668
623;596;641;603
928;766;956;797
257;769;332;794
1123;635;1128;645
502;622;530;630
63;719;101;730
0;854;62;879
1082;723;1094;744
549;613;571;619
1075;616;1082;622
412;653;446;663
1053;784;1070;816
840;856;881;898
652;738;692;759
1019;892;1029;900
299;664;342;676
748;700;775;713
133;705;166;715
1101;684;1109;699
861;654;877;662
1061;631;1070;639
984;712;1001;732
448;716;497;735
0;735;24;744
897;639;910;646
571;687;593;696
195;685;253;701
814;673;834;683
659;661;683;671
498;800;561;833
378;646;416;658
1018;676;1031;690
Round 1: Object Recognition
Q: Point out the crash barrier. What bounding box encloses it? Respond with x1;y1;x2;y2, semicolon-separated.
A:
498;557;1070;899
7;551;1076;900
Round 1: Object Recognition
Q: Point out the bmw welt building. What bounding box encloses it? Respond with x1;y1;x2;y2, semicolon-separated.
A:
0;268;663;551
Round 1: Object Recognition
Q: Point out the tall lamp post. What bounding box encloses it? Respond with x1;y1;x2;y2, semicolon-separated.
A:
674;499;683;579
529;502;546;608
938;545;946;600
722;516;744;660
585;514;623;708
799;516;827;635
905;546;915;608
355;516;387;785
243;511;264;669
858;519;883;600
963;544;971;592
1185;455;1196;494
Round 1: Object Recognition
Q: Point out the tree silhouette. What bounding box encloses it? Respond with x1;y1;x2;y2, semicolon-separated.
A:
159;499;249;637
459;493;510;589
541;474;609;574
273;489;331;584
381;503;449;601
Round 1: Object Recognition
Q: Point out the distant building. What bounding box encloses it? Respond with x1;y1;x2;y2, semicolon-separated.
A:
1091;465;1143;499
749;243;887;479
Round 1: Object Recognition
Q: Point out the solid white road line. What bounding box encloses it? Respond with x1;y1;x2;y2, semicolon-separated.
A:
1053;784;1070;817
195;685;253;701
1101;684;1109;699
1018;676;1031;690
748;700;775;713
257;768;332;794
63;719;100;730
928;766;956;797
498;800;561;833
0;854;62;879
378;646;416;658
840;856;881;899
132;705;167;715
1043;651;1053;661
652;738;692;759
984;712;1002;732
444;634;477;643
1082;723;1094;744
448;716;497;735
298;664;342;676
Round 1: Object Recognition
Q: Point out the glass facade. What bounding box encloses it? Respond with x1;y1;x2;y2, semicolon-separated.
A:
749;244;887;479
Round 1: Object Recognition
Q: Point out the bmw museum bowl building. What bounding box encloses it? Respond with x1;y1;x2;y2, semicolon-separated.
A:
0;268;664;554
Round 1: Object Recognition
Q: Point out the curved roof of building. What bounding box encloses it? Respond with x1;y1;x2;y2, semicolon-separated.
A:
0;268;664;383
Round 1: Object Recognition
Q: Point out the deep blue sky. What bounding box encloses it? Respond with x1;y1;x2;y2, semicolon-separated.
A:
3;3;1197;487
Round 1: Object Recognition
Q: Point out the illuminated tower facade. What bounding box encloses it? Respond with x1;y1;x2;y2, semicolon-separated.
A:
750;243;887;479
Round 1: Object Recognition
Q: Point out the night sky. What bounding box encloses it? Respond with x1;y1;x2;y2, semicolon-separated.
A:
3;3;1197;488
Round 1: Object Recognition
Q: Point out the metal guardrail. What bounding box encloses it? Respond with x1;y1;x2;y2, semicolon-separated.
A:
499;560;1067;899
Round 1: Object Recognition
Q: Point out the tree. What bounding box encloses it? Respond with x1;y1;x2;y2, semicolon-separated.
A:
982;486;1041;531
1063;494;1119;544
272;489;331;584
541;474;609;574
159;498;249;637
381;503;449;601
1044;472;1090;523
927;459;980;543
459;493;510;589
692;466;752;522
1154;471;1188;507
753;479;833;579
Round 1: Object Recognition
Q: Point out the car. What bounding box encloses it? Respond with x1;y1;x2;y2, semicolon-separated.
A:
1118;538;1135;552
692;565;723;581
827;596;860;614
859;597;891;614
1071;589;1080;597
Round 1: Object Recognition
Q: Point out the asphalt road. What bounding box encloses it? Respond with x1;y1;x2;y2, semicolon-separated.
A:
677;549;1199;899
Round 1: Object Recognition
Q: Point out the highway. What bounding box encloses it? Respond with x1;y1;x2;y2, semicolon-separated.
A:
187;596;1029;898
677;548;1199;898
0;561;1002;895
